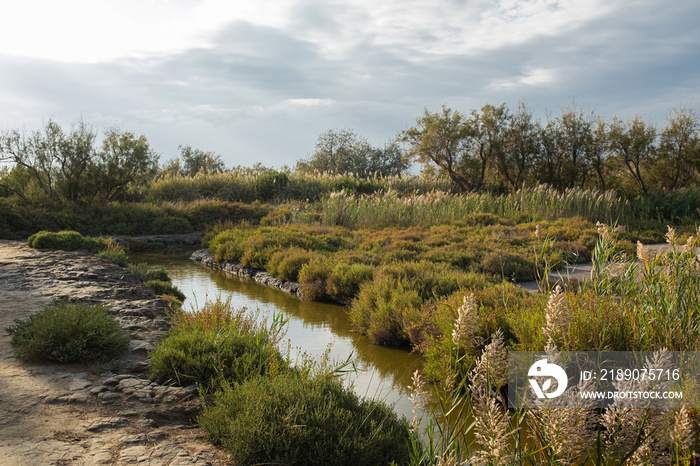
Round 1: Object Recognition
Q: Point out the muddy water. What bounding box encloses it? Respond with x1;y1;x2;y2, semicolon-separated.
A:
131;250;423;423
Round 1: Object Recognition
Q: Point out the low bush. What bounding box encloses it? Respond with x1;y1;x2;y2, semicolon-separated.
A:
149;297;286;389
325;262;374;303
266;247;324;282
5;300;129;363
27;230;107;252
97;243;129;267
198;372;411;466
298;258;334;301
127;263;170;283
144;280;186;302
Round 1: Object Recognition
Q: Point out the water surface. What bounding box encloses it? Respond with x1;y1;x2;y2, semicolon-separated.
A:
132;250;423;423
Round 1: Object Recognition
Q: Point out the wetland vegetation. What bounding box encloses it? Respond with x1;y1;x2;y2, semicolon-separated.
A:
2;101;700;464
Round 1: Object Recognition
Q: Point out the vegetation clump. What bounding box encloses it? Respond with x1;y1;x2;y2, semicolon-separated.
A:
199;372;411;466
149;297;287;389
5;300;129;363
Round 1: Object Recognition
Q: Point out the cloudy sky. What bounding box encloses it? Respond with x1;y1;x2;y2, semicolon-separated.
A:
1;0;698;167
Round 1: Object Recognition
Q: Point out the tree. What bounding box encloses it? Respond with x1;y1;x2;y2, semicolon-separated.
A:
656;105;700;189
535;107;595;190
471;104;509;192
401;106;481;192
164;145;225;176
495;102;540;192
0;119;99;202
98;129;159;202
608;116;657;194
297;129;409;176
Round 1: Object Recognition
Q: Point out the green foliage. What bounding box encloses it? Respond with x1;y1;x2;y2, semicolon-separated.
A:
198;372;411;466
127;263;170;283
163;145;225;176
252;169;289;201
325;262;374;303
149;297;286;389
266;247;324;282
97;244;129;267
5;300;128;363
351;262;492;346
298;257;334;301
26;230;130;267
28;230;106;252
144;280;186;301
296;128;409;177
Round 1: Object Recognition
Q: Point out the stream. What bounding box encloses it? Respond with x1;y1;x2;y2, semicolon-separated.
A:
131;249;423;424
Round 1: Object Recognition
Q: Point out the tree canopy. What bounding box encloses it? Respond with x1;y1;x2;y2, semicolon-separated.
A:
296;129;409;176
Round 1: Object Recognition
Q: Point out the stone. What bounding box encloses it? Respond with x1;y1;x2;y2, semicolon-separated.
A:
89;385;109;395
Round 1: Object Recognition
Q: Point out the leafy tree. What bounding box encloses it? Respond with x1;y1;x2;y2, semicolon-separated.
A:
494;102;540;192
535;107;596;190
589;116;610;191
401;106;480;192
297;129;408;176
0;120;158;203
163;145;225;176
98;129;159;201
656;106;700;189
608;116;657;194
471;103;509;192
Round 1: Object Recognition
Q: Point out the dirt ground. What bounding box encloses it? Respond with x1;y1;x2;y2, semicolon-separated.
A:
0;240;230;465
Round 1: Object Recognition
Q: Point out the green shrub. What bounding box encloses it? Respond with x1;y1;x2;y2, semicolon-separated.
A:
298;258;334;301
326;262;374;303
97;244;129;267
27;230;106;252
209;228;249;262
144;280;186;301
149;298;286;389
127;263;170;283
480;250;537;281
198;372;411;466
5;300;129;363
266;247;323;281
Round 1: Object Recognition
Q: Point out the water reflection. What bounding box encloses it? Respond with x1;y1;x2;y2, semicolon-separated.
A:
131;250;423;422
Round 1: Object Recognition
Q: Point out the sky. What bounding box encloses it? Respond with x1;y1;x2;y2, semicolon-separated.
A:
0;0;698;168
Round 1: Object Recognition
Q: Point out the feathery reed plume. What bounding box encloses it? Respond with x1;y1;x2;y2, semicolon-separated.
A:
596;221;611;241
452;294;482;349
665;225;677;247
471;394;512;466
535;224;541;239
636;241;650;264
407;369;428;432
469;329;508;396
671;405;694;458
469;330;513;465
542;285;570;348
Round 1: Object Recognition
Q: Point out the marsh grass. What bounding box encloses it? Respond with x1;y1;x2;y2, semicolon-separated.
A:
409;224;700;465
5;300;129;363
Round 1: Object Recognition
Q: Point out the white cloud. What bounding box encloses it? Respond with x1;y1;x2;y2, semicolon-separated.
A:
490;67;559;90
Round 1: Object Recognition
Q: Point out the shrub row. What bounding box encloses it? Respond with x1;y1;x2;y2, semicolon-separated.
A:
148;297;411;465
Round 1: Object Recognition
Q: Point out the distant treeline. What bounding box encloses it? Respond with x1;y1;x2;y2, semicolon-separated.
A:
1;102;698;205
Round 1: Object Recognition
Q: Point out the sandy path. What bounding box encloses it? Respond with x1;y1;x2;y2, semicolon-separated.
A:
0;241;229;465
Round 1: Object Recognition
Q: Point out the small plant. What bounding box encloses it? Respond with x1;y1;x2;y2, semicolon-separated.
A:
144;279;186;301
198;372;412;466
149;297;287;389
5;300;129;363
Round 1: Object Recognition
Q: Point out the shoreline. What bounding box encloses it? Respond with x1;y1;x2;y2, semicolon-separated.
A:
190;248;305;298
0;240;229;465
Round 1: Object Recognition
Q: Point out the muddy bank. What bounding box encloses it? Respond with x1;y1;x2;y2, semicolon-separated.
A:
190;249;304;297
0;240;229;465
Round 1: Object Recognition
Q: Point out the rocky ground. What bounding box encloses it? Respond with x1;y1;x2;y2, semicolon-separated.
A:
0;240;229;465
